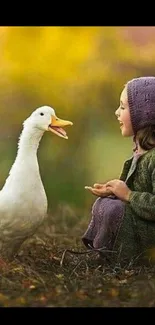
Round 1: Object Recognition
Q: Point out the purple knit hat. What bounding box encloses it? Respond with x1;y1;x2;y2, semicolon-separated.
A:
127;76;155;134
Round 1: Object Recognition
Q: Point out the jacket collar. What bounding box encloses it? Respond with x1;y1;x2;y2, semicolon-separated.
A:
120;153;143;182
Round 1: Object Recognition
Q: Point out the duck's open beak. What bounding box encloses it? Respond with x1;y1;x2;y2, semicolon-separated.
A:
48;115;73;139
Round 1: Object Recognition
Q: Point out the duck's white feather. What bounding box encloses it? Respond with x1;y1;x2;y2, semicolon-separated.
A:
0;105;72;260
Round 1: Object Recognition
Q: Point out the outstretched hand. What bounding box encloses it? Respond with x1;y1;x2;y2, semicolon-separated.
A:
85;183;113;197
106;179;131;201
85;180;131;201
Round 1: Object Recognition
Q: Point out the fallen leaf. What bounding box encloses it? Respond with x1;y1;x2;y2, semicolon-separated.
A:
14;297;26;305
97;289;102;294
109;288;119;297
39;296;47;302
0;293;8;302
119;279;127;284
124;270;135;277
29;285;36;289
55;274;64;280
76;290;88;299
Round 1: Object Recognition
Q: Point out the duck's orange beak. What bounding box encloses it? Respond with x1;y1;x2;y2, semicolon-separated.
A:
48;115;73;139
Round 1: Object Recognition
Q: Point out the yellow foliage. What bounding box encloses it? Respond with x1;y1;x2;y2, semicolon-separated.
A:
1;26;155;111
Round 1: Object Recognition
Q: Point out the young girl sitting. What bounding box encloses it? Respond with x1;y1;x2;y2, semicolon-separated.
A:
82;76;155;265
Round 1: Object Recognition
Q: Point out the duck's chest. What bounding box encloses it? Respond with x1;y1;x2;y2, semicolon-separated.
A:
2;167;48;218
15;176;48;215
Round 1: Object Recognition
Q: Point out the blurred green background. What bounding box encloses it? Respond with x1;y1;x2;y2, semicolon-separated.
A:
0;26;155;213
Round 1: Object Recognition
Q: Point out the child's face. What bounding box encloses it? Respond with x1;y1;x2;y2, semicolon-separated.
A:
115;86;134;137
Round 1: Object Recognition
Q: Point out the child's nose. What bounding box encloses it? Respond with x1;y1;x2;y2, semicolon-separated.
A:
115;107;120;117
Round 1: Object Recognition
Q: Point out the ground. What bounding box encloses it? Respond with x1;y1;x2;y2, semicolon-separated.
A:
0;205;155;307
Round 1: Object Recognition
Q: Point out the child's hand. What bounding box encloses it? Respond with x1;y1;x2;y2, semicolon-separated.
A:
106;179;131;201
85;183;113;197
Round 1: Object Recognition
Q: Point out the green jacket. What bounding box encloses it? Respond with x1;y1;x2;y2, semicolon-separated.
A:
113;147;155;265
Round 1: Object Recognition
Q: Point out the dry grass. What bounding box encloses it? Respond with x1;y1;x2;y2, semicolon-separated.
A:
0;204;155;307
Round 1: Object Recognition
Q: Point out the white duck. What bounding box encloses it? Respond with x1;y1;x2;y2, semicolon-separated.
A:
0;105;73;261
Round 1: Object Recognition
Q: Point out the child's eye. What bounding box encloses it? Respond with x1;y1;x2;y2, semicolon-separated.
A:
120;106;125;110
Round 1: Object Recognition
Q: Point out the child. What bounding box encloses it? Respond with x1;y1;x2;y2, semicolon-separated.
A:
82;76;155;265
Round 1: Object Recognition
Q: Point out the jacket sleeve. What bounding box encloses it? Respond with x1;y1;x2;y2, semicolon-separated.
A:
128;166;155;221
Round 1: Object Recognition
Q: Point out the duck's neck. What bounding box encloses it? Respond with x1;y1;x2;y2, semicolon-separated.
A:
2;126;45;191
17;126;44;159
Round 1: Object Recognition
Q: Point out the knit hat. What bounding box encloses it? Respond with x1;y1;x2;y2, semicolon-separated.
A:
127;76;155;134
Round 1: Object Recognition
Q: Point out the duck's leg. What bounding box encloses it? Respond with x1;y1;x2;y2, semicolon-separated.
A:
0;240;23;262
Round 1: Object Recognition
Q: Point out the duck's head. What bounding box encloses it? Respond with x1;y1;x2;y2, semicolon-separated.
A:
24;106;73;139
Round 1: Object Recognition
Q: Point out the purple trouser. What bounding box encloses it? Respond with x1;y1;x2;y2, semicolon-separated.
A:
82;196;125;251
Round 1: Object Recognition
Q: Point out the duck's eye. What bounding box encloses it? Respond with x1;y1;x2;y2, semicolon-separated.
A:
40;113;44;116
